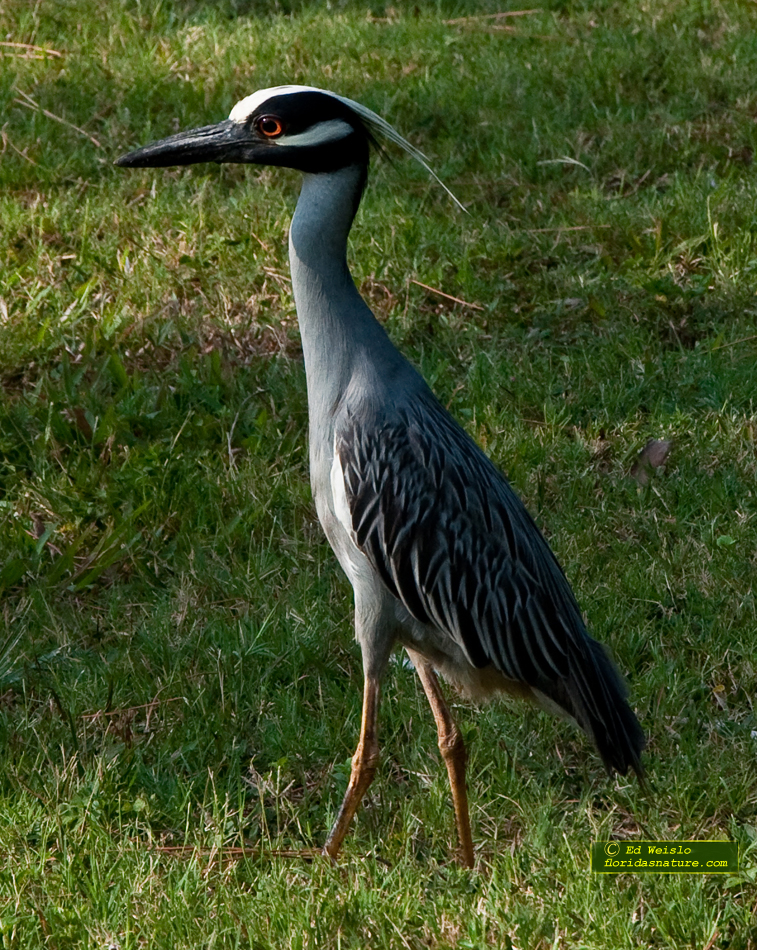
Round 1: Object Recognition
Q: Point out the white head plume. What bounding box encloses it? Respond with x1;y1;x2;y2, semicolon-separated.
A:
229;85;466;213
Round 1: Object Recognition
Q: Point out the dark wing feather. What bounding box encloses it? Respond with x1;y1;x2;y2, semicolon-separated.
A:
337;393;645;777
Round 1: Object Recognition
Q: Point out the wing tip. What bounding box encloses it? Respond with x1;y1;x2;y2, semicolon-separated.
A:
595;705;647;781
582;642;646;782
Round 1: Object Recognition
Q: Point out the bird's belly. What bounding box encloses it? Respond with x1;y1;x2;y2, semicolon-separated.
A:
397;617;536;704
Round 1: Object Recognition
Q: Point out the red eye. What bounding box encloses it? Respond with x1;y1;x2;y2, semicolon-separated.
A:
256;115;285;138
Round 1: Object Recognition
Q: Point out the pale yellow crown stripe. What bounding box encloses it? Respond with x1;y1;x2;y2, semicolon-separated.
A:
229;85;465;212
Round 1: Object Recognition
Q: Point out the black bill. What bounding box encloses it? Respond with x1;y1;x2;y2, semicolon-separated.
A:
115;120;255;168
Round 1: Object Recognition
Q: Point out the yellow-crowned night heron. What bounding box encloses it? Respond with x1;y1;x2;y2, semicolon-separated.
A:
116;86;645;867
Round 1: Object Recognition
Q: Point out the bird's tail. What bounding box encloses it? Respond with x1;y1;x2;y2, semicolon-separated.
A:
555;639;646;779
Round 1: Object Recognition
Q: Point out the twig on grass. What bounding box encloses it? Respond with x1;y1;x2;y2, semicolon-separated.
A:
443;11;558;39
526;224;611;233
0;41;63;58
1;125;39;165
152;844;321;861
444;10;538;24
13;87;101;147
81;696;184;721
537;156;592;173
409;278;484;311
227;394;255;473
711;333;757;351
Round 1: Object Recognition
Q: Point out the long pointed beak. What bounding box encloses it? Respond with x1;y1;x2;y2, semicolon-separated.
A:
115;119;255;168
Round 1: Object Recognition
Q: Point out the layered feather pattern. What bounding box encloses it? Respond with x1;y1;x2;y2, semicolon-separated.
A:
336;391;645;777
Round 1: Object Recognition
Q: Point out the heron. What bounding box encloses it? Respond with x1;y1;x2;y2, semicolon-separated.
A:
116;85;645;867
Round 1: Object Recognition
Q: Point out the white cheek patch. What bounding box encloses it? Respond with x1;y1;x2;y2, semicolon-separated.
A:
228;85;353;148
276;119;353;148
228;83;465;211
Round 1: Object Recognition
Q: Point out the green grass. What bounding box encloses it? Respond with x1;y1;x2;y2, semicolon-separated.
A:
1;0;757;946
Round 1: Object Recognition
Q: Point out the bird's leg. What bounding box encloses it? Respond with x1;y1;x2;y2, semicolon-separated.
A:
322;674;380;861
407;650;474;868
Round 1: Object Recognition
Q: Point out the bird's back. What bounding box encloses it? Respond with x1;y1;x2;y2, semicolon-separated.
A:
334;383;645;777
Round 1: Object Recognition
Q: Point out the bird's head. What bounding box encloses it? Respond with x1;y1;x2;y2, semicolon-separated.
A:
115;84;463;209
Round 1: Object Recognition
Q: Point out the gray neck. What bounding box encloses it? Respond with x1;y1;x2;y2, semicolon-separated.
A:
288;165;405;445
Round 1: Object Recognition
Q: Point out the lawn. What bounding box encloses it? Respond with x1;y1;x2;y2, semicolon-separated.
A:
1;0;756;946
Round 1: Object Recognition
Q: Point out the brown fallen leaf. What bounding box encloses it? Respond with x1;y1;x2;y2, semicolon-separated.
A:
630;438;673;485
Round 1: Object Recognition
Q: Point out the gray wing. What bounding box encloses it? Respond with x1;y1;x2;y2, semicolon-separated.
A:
336;392;644;776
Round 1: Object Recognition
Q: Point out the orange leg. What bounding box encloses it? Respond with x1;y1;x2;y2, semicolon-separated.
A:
408;650;474;868
323;674;380;861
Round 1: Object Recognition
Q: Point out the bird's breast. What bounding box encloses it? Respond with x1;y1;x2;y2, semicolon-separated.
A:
323;450;374;588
